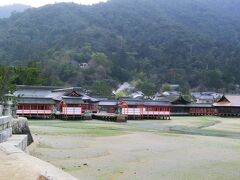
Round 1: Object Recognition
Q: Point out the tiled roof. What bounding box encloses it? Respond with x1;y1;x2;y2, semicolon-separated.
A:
99;100;118;106
122;99;171;106
62;98;84;104
214;95;240;107
14;89;53;98
14;85;97;103
17;97;55;104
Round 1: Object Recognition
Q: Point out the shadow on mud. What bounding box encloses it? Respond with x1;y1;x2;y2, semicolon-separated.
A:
128;120;240;139
168;126;240;139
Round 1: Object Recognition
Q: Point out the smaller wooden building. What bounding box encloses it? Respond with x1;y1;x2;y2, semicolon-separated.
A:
59;97;84;118
98;100;118;113
168;95;191;115
189;104;217;116
14;86;57;118
119;98;171;120
214;95;240;116
17;97;55;118
14;85;98;119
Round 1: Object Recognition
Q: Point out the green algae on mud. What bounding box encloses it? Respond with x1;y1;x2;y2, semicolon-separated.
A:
29;116;240;138
31;126;128;136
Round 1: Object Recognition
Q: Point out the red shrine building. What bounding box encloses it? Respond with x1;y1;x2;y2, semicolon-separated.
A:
14;85;240;120
14;85;98;119
119;98;171;119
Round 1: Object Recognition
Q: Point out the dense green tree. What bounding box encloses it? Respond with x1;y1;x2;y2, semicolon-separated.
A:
115;90;126;99
0;0;240;92
179;83;190;96
90;80;112;97
160;83;171;93
201;69;224;90
0;64;48;99
0;65;14;99
138;81;156;97
74;44;93;63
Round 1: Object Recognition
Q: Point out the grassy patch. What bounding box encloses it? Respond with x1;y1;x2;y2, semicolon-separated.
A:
191;120;219;128
30;126;128;136
64;166;82;173
37;142;54;149
29;117;240;139
154;132;183;137
29;120;144;136
33;129;126;136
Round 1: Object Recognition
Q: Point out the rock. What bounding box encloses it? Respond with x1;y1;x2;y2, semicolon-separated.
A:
116;115;127;122
84;115;92;120
12;117;33;145
37;175;50;180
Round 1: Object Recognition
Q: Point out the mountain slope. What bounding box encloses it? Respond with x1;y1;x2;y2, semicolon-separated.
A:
0;0;240;92
0;4;31;18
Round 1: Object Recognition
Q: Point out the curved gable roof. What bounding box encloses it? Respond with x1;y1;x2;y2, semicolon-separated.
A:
214;95;240;107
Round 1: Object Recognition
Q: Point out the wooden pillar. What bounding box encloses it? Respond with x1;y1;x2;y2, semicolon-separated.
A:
74;105;75;115
44;105;45;116
36;105;38;116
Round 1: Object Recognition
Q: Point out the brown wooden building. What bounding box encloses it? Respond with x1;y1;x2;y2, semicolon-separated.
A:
168;95;191;115
119;98;171;120
14;85;98;119
189;104;217;116
98;100;118;113
214;95;240;116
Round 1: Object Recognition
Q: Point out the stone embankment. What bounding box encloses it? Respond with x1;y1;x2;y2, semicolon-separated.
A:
0;116;12;143
12;117;34;145
0;116;77;180
0;146;78;180
93;113;127;122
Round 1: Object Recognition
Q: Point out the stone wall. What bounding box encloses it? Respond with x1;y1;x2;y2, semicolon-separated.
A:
12;117;33;145
0;116;12;143
0;105;3;116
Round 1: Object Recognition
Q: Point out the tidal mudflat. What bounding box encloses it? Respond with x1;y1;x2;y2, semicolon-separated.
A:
28;117;240;180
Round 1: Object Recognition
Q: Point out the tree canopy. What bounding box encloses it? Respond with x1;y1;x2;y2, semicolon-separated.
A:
1;0;240;95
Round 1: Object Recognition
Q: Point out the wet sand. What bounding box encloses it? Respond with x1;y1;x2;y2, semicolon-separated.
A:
28;117;240;180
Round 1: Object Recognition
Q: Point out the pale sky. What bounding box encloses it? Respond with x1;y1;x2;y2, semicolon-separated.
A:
0;0;108;7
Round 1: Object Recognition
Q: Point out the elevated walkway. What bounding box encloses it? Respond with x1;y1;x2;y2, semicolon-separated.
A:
0;116;12;143
0;135;28;153
0;115;77;180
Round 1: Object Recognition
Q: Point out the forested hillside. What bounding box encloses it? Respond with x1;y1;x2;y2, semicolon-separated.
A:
1;0;240;95
0;4;31;18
